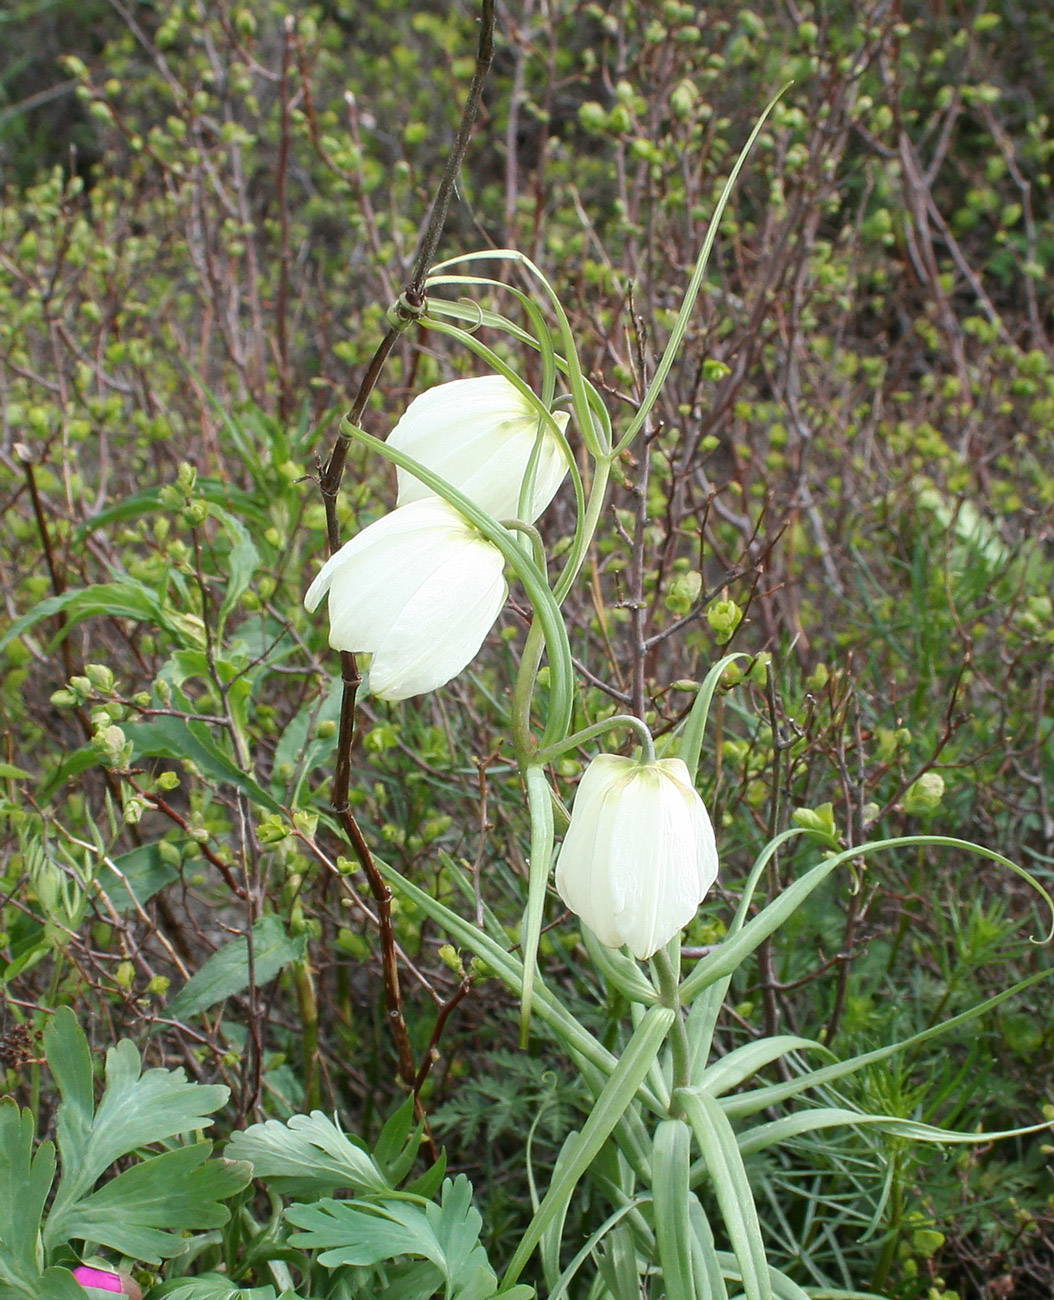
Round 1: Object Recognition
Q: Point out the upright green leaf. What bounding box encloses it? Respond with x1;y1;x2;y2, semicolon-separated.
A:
653;1120;695;1300
500;1006;675;1290
677;1090;771;1300
0;1102;55;1288
44;1015;230;1232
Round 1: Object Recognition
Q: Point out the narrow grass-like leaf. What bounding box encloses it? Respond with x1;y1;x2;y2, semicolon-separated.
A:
520;764;555;1045
736;1105;1054;1157
582;927;660;1007
377;859;666;1116
721;967;1054;1120
653;1120;696;1300
550;1203;646;1300
699;1037;831;1098
539;1130;579;1292
674;653;751;785
688;1198;730;1300
681;835;1054;1004
500;1006;674;1290
678;1089;771;1300
713;1256;885;1300
612;89;787;455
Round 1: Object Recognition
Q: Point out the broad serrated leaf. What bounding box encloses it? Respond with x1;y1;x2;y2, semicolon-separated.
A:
49;1144;251;1263
44;1014;229;1224
0;1102;56;1286
150;1278;282;1300
44;1009;95;1179
287;1174;498;1300
226;1110;388;1197
167;914;308;1020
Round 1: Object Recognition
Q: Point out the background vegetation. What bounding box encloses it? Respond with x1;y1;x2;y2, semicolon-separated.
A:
1;0;1053;1296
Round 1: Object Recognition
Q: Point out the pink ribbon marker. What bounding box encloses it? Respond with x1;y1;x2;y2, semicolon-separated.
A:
72;1266;141;1299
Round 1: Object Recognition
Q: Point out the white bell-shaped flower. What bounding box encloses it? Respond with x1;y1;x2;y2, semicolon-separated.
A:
387;374;571;522
555;754;719;960
304;498;508;701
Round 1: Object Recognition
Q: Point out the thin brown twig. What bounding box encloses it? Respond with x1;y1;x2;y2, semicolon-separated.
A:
275;16;295;421
313;0;497;1095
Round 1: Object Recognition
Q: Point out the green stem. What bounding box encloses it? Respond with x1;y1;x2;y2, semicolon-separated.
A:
612;91;786;456
293;959;321;1110
554;455;611;604
652;948;691;1104
511;621;546;762
871;1147;904;1292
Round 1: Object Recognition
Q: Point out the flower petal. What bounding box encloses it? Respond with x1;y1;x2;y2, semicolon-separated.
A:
369;534;508;700
556;755;633;949
389;374;570;521
304;498;509;699
556;754;719;961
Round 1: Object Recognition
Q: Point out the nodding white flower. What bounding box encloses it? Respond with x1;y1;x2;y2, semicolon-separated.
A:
555;754;718;961
305;498;507;701
387;374;571;522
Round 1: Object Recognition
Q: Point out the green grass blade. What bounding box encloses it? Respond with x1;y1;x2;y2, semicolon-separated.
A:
500;1006;675;1291
678;1090;771;1300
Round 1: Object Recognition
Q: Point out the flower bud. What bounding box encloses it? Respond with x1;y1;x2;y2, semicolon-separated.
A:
904;772;945;815
72;1265;142;1300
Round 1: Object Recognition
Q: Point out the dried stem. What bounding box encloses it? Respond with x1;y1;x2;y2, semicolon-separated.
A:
314;0;497;1094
